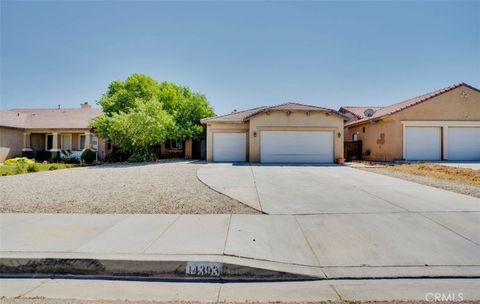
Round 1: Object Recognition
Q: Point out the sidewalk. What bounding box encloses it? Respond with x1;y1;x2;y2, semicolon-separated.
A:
2;278;480;302
1;213;480;279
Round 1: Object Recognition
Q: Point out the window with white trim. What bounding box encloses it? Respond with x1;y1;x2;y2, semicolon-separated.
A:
79;134;86;150
170;139;183;150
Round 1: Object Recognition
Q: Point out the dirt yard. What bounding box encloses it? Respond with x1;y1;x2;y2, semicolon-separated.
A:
357;163;480;198
0;160;259;214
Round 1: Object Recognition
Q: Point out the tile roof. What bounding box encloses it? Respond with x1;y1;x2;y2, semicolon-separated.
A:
345;83;479;127
0;110;29;128
339;106;383;120
1;108;103;129
201;102;347;123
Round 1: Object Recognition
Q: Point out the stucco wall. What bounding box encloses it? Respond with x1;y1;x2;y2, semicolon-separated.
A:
205;122;250;161
205;111;345;162
345;85;480;161
0;127;23;162
248;111;344;162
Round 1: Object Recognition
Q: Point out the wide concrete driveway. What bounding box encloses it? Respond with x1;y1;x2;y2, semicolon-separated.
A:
197;164;480;214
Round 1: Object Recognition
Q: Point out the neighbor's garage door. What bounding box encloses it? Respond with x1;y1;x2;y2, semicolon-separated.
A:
213;133;246;162
260;131;333;163
405;127;441;160
447;127;480;161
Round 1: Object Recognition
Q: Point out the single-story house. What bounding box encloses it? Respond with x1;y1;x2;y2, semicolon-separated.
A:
0;103;109;163
0;102;204;163
200;102;347;163
340;83;480;161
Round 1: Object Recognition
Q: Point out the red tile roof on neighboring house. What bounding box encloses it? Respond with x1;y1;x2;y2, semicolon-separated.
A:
1;108;103;130
339;106;384;120
201;102;347;123
344;82;479;127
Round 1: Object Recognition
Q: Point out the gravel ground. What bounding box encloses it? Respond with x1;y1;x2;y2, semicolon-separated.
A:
360;167;480;198
0;160;258;214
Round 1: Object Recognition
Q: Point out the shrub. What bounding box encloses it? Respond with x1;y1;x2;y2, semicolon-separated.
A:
127;151;156;162
4;157;35;166
81;148;96;164
27;163;40;173
49;163;60;170
61;150;80;164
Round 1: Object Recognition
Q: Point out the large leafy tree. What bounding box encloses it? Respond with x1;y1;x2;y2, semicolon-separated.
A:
93;74;214;160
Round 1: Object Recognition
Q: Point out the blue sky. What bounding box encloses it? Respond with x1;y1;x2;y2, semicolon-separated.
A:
1;1;479;115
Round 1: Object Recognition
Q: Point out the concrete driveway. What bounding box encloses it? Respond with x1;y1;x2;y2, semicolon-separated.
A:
197;164;480;214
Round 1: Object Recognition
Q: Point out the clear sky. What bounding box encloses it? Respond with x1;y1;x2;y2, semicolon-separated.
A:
1;1;479;115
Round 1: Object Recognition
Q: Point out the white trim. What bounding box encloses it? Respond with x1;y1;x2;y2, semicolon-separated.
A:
401;120;480;127
22;148;32;152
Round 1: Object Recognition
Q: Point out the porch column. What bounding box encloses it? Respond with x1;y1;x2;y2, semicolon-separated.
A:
22;132;32;151
84;132;92;149
51;133;59;151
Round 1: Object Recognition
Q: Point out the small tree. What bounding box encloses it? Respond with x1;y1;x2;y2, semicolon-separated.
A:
93;74;214;161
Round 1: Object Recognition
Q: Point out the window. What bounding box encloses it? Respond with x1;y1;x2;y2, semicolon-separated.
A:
79;135;86;150
61;134;72;150
107;140;113;151
46;134;53;150
352;133;358;141
362;127;366;133
170;139;183;150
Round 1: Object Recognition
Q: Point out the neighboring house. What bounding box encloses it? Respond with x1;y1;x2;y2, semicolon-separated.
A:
0;102;204;163
341;83;480;161
0;103;109;163
201;102;347;163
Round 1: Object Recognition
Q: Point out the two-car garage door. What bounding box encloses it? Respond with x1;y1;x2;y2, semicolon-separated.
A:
260;131;333;163
212;131;334;163
404;127;480;161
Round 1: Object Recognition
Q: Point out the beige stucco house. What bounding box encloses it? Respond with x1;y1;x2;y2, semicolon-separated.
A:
201;102;347;163
0;103;110;163
341;83;480;161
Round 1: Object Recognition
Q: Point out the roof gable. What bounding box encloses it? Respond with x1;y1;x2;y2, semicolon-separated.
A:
345;82;479;127
201;102;347;123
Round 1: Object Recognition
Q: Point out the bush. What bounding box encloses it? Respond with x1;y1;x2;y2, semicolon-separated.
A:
49;163;60;170
27;163;40;173
61;150;80;164
35;150;52;162
81;148;96;164
127;151;156;162
4;157;35;166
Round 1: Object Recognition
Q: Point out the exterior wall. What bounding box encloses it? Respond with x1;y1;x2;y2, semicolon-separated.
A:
205;122;250;161
248;111;345;162
0;127;23;162
345;85;480;161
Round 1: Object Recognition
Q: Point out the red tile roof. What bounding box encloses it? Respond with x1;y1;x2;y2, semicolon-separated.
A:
339;106;383;120
201;102;347;123
344;83;479;127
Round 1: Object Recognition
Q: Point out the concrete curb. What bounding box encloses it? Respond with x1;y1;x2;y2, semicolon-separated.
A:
0;257;317;282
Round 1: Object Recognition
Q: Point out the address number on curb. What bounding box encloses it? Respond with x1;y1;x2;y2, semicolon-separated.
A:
186;262;222;276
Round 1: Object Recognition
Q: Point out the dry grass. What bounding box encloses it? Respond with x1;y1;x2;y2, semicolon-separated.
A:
390;163;480;187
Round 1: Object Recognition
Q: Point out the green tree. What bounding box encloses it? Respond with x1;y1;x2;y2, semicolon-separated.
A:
93;74;214;161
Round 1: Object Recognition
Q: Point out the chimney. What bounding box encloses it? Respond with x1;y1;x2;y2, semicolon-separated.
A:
80;102;92;109
58;104;61;109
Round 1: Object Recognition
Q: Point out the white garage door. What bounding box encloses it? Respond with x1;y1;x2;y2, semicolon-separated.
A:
405;127;441;160
447;127;480;161
260;131;334;163
213;133;246;162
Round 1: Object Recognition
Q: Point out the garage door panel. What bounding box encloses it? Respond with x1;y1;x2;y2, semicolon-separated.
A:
213;133;246;162
405;127;441;161
448;128;480;161
260;131;333;163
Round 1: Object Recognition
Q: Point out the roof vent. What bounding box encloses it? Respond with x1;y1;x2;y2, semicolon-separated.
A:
364;108;376;117
232;109;237;113
81;102;92;109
